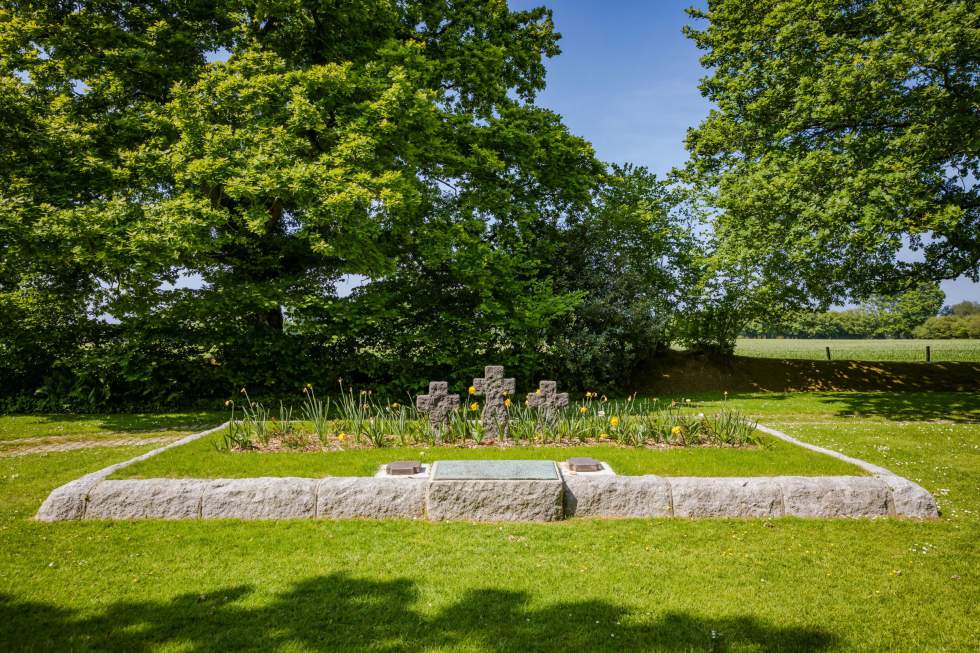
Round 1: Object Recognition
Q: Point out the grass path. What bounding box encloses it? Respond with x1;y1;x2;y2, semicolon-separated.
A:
1;393;977;651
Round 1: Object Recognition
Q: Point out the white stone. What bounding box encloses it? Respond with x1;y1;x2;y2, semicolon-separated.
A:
877;475;939;518
201;477;317;519
374;464;431;479
86;479;206;519
35;476;97;521
779;476;890;518
316;478;426;519
563;475;670;518
557;461;615;477
426;479;563;522
670;477;784;518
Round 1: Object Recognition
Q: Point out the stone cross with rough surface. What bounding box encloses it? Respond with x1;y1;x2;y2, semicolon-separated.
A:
416;382;460;441
472;365;516;439
527;380;569;419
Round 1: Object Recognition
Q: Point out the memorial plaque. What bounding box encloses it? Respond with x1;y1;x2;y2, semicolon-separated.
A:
567;457;603;473
431;460;559;481
386;460;424;476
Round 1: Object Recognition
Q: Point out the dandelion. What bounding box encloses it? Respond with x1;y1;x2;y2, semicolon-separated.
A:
468;386;477;395
504;398;512;407
470;402;479;412
579;406;588;415
610;416;620;428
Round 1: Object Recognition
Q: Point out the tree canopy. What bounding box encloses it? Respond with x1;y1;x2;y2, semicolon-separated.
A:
683;0;979;305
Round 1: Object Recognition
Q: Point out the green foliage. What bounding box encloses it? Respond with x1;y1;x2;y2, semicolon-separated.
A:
745;282;946;338
682;0;980;305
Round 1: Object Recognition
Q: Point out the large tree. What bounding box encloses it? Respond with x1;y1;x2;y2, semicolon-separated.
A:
1;1;604;402
683;0;979;306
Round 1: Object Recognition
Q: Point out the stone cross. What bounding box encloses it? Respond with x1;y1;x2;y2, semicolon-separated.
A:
472;365;515;439
416;381;460;441
527;380;569;419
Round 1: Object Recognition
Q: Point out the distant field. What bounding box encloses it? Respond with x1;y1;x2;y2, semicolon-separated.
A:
736;338;980;362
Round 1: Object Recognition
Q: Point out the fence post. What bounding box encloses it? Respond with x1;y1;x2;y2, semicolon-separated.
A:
825;346;831;361
926;345;931;363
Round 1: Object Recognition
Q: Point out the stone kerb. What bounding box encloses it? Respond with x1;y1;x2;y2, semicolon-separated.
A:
35;422;939;522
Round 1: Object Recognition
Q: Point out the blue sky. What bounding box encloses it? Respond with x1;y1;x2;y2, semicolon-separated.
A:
509;0;978;305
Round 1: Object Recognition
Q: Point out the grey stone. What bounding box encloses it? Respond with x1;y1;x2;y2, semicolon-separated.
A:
558;461;615;477
472;365;515;439
671;477;784;518
432;459;558;480
877;475;938;518
35;476;98;521
563;475;671;518
387;460;423;476
415;382;460;441
86;479;206;519
566;457;602;473
317;478;426;519
779;476;890;518
201;477;317;519
426;479;563;522
527;380;569;419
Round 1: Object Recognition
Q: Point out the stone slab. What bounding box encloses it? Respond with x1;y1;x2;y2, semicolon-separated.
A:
317;478;426;519
879;475;939;518
426;479;563;521
671;477;784;518
779;476;890;518
86;479;206;519
563;475;671;518
374;464;431;479
431;460;558;480
558;461;615;477
201;477;317;519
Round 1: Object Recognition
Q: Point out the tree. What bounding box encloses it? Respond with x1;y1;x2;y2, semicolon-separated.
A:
1;1;605;403
682;0;979;306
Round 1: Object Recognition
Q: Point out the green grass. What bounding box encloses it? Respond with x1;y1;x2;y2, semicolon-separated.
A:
735;338;980;362
112;430;863;478
0;412;223;444
1;392;978;651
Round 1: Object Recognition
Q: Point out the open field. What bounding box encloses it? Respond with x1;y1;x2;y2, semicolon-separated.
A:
735;338;980;362
1;391;978;651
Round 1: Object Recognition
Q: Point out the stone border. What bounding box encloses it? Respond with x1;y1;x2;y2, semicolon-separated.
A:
35;422;938;522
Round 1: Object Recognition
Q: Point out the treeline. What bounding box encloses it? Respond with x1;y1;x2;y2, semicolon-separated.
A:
744;297;979;339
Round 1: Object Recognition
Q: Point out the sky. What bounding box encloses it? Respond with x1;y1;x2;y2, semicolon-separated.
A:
508;0;978;305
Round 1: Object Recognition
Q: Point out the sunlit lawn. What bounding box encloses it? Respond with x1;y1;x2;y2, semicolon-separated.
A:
1;392;977;651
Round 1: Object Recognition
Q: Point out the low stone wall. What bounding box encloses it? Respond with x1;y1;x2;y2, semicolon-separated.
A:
36;423;939;522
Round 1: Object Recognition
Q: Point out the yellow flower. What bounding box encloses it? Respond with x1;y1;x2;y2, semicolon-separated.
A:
338;432;347;442
579;406;587;415
535;388;541;396
524;399;530;406
504;398;512;407
610;416;620;428
470;402;479;412
599;432;608;440
468;385;477;395
671;425;683;435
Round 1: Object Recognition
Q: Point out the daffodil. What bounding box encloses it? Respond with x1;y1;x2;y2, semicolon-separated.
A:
535;388;541;396
470;402;479;412
671;425;683;435
468;385;477;395
338;432;347;442
579;406;588;415
504;398;512;407
610;416;620;428
224;400;233;407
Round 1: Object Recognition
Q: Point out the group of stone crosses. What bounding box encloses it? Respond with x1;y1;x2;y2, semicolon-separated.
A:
415;365;568;441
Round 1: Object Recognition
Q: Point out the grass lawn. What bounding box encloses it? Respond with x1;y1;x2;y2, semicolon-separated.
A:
1;392;978;651
0;412;223;446
112;431;864;478
735;338;980;362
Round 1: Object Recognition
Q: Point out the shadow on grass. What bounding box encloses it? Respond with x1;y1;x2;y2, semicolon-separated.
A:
818;392;980;423
28;412;225;434
0;573;835;652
